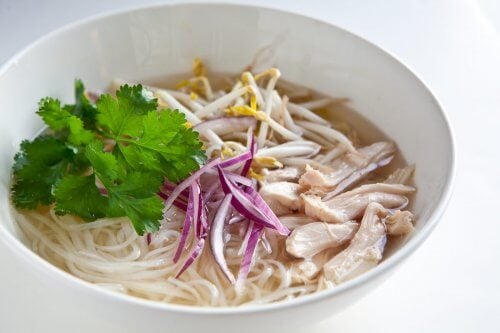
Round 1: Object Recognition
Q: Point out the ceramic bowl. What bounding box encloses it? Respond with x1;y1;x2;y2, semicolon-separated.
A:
0;3;454;332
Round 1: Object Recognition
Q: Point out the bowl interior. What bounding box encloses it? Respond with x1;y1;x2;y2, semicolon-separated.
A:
0;3;453;310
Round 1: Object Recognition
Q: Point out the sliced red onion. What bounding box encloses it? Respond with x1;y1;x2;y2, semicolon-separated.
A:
237;223;263;281
173;186;195;263
164;157;221;211
163;182;189;198
219;151;252;169
199;193;208;237
175;238;206;278
228;214;246;225
217;167;281;231
157;191;188;211
146;233;152;245
249;178;258;190
190;182;201;239
210;194;235;283
166;146;290;283
238;221;254;256
241;186;290;235
229;199;277;230
203;182;220;202
162;181;176;190
240;134;256;177
193;116;256;136
172;200;188;211
219;167;289;235
225;171;253;187
205;168;253;187
206;199;223;210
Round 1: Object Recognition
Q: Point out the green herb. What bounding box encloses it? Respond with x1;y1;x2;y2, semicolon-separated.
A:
11;80;205;235
12;136;78;209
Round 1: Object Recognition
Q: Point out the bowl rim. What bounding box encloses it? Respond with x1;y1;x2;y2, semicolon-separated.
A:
0;1;456;315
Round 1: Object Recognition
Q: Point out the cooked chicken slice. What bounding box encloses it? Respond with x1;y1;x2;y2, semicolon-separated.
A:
299;142;395;191
262;166;301;183
323;202;388;283
323;155;393;199
302;183;414;223
290;249;337;282
299;164;333;190
385;165;415;185
259;181;305;215
286;221;358;258
278;215;315;230
385;210;414;236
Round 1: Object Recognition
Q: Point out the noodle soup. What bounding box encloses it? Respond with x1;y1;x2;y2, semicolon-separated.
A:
11;60;416;306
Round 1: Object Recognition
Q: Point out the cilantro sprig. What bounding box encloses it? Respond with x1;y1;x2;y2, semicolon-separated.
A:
11;80;206;235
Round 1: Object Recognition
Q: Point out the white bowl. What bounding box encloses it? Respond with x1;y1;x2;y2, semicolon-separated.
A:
0;3;455;332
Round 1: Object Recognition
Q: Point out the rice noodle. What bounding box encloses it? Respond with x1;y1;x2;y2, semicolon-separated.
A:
14;207;324;306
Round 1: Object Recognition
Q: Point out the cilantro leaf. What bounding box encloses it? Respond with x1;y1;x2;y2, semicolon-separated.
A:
11;136;75;209
116;84;158;114
54;174;108;221
72;79;99;130
85;140;121;181
153;110;206;181
37;98;93;146
110;171;163;198
116;195;164;234
107;172;164;234
118;110;186;174
85;141;164;234
96;85;206;181
96;84;157;139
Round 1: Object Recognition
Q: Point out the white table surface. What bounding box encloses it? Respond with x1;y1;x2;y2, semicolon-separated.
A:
1;0;499;332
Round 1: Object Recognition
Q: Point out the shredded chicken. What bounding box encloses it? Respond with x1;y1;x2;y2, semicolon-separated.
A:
299;141;395;191
278;215;315;230
385;210;414;236
323;202;388;284
286;221;358;258
290;249;337;282
259;181;305;215
302;183;415;223
385;165;415;185
262;167;301;183
324;155;393;199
